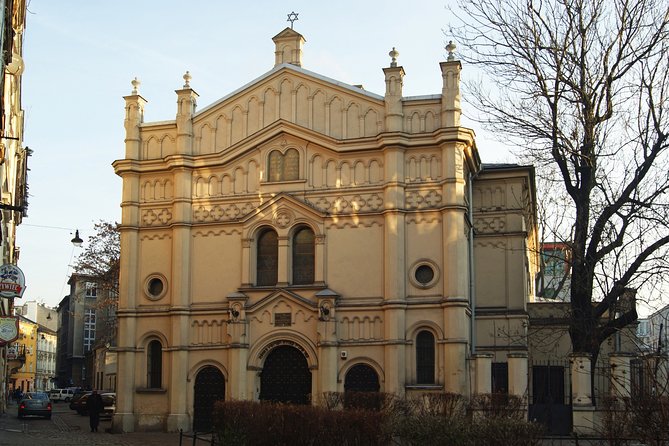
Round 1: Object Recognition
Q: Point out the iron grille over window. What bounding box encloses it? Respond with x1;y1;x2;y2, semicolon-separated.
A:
147;340;162;389
416;330;435;384
492;362;509;394
292;227;314;284
257;229;278;286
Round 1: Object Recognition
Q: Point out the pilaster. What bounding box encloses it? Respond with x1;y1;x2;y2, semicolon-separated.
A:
440;42;461;127
175;71;198;156
507;352;528;398
473;353;493;394
123;77;146;160
609;352;635;399
383;48;404;132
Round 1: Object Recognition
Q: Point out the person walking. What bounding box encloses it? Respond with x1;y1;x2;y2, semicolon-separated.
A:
88;390;104;432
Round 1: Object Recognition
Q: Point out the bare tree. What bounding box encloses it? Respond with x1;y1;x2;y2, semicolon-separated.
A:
450;0;669;363
73;220;120;308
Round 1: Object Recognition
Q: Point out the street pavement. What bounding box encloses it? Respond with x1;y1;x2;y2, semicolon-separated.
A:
0;400;189;446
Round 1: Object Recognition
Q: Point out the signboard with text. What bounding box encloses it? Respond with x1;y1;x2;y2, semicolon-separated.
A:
0;264;26;299
0;316;19;345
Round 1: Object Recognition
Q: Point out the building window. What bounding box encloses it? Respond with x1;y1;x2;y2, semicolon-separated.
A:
268;149;299;182
83;309;96;352
416;330;435;384
292;226;315;285
147;340;162;389
257;228;278;286
492;362;509;394
85;282;97;297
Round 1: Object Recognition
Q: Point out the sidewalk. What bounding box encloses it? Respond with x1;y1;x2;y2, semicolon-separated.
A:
0;400;187;446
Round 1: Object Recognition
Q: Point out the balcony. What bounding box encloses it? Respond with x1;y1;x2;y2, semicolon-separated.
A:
6;344;26;374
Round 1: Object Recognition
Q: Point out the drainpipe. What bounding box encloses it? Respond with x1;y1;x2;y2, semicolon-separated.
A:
468;169;478;355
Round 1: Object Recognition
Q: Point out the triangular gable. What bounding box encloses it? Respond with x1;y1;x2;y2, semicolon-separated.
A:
239;192;327;226
272;27;304;41
180;64;386;156
246;288;317;314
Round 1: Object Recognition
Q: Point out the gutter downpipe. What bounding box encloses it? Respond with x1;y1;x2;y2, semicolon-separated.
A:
468;168;478;356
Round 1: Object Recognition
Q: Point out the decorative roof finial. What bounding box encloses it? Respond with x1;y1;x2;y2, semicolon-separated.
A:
183;71;192;88
446;41;457;61
287;11;299;29
131;77;140;95
389;47;399;67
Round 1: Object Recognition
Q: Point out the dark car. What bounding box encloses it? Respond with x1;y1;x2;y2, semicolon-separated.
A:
18;392;52;419
69;390;91;411
74;392;115;416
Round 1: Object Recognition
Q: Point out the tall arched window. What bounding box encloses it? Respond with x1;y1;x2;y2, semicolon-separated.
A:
147;340;162;388
257;229;278;286
292;227;315;285
416;330;435;384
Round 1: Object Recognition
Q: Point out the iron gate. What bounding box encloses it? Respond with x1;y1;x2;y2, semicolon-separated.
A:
528;361;572;436
193;366;225;432
259;345;311;404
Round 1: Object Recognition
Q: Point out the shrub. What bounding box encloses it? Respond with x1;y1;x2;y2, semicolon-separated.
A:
213;400;390;446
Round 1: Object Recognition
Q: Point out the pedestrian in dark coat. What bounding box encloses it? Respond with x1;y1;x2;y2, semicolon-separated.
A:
88;390;104;432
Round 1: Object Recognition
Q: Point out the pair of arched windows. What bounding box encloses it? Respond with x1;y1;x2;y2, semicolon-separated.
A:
256;226;315;286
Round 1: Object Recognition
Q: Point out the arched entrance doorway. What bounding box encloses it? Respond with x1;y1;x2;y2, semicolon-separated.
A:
344;363;380;392
259;345;311;404
344;363;381;409
193;366;225;432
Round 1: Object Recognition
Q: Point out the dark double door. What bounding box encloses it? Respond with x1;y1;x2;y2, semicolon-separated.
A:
259;345;312;404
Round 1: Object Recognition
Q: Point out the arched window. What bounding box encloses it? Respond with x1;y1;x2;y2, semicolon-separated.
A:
292;227;315;285
416;330;435;384
268;149;299;182
257;229;278;286
147;340;162;389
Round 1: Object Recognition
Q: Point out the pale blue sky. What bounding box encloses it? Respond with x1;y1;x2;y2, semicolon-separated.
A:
16;1;514;309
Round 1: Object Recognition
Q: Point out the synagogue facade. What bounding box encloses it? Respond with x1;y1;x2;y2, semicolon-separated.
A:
112;27;538;432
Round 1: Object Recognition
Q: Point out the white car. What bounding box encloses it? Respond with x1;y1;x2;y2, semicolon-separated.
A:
48;388;77;402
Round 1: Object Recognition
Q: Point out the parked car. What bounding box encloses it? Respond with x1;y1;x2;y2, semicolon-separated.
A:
48;388;77;402
69;390;91;411
99;393;116;419
18;392;52;419
74;392;115;416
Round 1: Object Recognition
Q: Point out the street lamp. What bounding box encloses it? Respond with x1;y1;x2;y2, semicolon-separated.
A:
71;230;83;247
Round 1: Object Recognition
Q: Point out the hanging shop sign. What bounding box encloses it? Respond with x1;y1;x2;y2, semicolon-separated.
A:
0;264;26;299
0;316;19;345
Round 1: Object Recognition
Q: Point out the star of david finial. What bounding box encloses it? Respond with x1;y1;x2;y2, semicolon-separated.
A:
287;11;299;29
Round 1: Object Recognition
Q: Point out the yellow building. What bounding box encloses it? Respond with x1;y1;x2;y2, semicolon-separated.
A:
112;28;538;433
9;316;37;392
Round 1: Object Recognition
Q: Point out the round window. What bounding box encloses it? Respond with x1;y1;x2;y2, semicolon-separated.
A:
415;265;434;285
409;261;439;289
148;278;164;296
145;274;167;300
